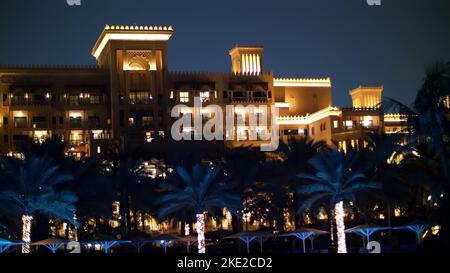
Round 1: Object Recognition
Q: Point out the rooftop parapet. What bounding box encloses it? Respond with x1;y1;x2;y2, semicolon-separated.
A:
273;77;331;87
92;24;174;59
0;64;102;70
276;106;341;125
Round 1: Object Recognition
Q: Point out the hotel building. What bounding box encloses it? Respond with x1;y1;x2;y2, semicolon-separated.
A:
0;25;407;157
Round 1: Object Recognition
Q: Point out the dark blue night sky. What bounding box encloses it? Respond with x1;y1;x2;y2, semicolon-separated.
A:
1;0;449;106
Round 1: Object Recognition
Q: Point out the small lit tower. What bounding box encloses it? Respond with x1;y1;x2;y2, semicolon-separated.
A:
229;45;264;74
349;86;383;108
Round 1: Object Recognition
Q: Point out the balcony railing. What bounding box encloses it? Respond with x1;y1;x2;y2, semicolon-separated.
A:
32;122;48;129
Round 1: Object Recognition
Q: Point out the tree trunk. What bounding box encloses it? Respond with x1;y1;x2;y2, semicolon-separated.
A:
334;201;347;253
22;215;33;253
132;208;138;231
231;213;241;233
196;213;206;253
329;209;335;245
387;203;392;237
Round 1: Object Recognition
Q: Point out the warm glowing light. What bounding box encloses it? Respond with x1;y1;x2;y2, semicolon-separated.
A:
145;132;153;143
394;207;401;217
384;113;407;123
274;102;291;108
14;111;26;118
432;225;440;235
92;130;104;139
93;32;173;59
221;208;232;230
69;112;83;118
362;116;373;127
276;106;341;125
274;77;331;87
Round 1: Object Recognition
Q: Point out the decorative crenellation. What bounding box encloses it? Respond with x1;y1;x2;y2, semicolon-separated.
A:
273;77;332;87
0;64;101;70
231;99;269;104
384;113;409;122
231;72;272;76
274;77;331;82
168;71;272;76
276;106;341;125
341;106;381;112
104;24;173;31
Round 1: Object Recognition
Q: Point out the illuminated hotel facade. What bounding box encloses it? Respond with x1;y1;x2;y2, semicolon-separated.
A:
0;25;407;157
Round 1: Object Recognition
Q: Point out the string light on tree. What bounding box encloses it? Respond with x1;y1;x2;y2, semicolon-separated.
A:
196;213;206;253
22;215;33;253
334;201;347;253
185;223;190;236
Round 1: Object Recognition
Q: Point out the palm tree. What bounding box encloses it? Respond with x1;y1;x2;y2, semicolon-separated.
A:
66;158;115;240
107;154;152;237
0;156;77;253
223;147;263;232
278;137;328;229
297;150;381;253
382;62;450;177
155;163;241;253
362;133;410;227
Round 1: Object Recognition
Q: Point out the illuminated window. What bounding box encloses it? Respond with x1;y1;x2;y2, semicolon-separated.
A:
90;95;100;104
333;120;339;129
97;146;101;154
237;128;247;140
145;131;154;143
169;91;174;99
129;91;150;104
70;131;83;145
69;95;79;105
344;120;353;129
92;130;104;140
362;116;373;128
199;91;210;102
128;118;134;126
180;92;189;103
33;131;48;144
142;116;152;126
